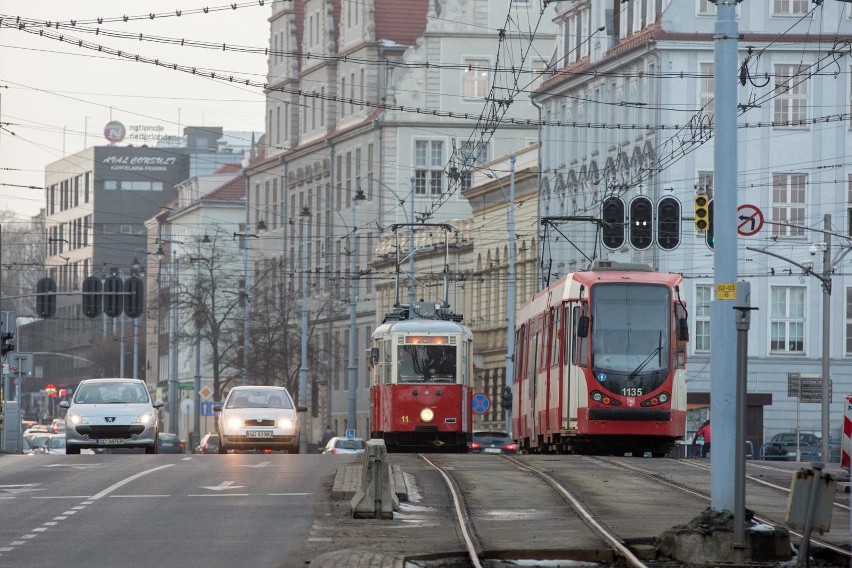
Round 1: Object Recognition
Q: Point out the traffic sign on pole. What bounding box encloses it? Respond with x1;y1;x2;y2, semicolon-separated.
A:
472;392;491;414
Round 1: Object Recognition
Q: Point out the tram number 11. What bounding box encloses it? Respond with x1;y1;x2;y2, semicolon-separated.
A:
400;416;410;423
621;387;643;396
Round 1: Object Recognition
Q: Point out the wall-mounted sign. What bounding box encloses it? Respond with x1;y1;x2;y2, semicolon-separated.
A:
104;121;126;144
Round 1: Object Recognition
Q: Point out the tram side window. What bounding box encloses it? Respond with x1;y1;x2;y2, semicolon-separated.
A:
382;339;392;384
573;305;588;366
551;308;561;367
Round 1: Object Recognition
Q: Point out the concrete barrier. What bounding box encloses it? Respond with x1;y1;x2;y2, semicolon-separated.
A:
350;439;398;519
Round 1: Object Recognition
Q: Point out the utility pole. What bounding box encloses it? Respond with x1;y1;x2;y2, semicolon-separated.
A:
711;0;739;512
506;153;516;435
169;253;179;434
408;176;415;308
820;213;831;463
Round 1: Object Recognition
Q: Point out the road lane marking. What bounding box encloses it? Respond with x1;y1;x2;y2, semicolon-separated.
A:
33;496;90;499
89;464;174;500
109;494;170;498
187;493;251;497
200;480;244;491
269;493;312;496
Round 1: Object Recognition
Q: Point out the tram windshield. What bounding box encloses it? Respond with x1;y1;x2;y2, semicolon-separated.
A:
397;344;457;383
590;283;671;395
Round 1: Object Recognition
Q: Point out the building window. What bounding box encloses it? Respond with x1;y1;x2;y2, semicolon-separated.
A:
699;62;714;120
771;173;806;237
463;58;490;99
414;140;444;196
774;64;809;125
773;0;809;16
697;0;716;15
694;284;712;352
846;288;852;355
770;286;805;353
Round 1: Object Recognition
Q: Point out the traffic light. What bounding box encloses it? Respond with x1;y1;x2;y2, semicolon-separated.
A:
36;277;57;318
629;197;653;250
103;275;124;318
601;197;625;249
82;275;102;318
657;197;681;251
500;386;512;410
124;276;145;319
1;331;13;358
706;199;715;249
694;194;710;232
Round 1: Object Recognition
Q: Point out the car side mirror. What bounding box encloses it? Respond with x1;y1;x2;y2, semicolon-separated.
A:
59;400;70;409
296;405;308;413
677;318;689;341
152;400;165;409
213;404;223;413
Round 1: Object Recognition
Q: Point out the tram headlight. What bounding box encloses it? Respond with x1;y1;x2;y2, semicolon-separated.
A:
658;393;669;403
591;391;603;402
419;408;435;423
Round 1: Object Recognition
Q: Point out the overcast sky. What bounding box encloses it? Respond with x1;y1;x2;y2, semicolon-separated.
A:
0;1;271;220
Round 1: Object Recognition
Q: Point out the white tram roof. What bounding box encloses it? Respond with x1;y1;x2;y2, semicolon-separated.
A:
373;318;473;340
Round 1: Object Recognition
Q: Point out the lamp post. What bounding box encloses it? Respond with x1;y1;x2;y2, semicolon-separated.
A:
130;257;141;381
348;189;366;432
189;234;211;452
233;229;260;386
156;238;183;435
299;205;311;454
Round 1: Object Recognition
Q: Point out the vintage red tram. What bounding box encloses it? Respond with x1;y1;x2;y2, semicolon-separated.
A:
512;261;689;456
369;303;473;452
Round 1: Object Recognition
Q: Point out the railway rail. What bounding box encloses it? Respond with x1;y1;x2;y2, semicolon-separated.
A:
414;454;850;567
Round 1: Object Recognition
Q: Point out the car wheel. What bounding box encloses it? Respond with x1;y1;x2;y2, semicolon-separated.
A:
145;444;158;454
66;445;81;455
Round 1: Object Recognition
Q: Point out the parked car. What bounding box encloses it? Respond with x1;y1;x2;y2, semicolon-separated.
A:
60;378;164;455
50;418;66;434
45;434;66;455
322;436;366;455
762;432;822;461
194;433;220;454
215;386;306;454
26;433;53;453
469;431;518;454
157;433;184;454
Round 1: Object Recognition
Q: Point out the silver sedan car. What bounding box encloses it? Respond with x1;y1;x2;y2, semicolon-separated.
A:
60;378;163;454
214;386;305;454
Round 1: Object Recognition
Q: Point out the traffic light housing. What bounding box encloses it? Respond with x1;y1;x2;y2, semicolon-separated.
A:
500;386;512;410
601;197;625;249
82;275;102;318
103;275;124;318
124;276;145;319
656;197;681;251
1;331;13;358
706;199;715;249
694;194;710;232
629;197;653;250
36;277;57;318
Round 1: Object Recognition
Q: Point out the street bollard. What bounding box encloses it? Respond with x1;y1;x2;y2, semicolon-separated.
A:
350;439;397;519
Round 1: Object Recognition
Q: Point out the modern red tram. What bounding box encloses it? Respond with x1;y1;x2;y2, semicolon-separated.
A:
369;302;474;452
512;261;689;456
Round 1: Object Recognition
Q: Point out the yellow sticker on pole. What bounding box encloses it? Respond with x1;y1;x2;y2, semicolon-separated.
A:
716;283;737;300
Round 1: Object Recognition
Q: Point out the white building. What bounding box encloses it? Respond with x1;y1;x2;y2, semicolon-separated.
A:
532;0;852;451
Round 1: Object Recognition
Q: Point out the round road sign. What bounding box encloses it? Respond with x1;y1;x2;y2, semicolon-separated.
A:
737;204;764;236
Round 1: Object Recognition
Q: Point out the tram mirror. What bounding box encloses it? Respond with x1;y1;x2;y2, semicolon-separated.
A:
677;318;689;341
370;347;380;365
577;315;589;338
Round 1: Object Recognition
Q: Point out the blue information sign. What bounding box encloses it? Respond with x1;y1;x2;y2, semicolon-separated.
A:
200;401;220;416
472;392;490;414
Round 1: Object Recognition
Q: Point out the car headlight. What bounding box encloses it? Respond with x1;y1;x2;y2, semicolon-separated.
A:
420;408;435;423
133;412;156;425
278;418;294;429
226;417;242;430
68;413;88;425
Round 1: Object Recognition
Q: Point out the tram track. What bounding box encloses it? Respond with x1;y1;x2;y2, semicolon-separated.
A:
419;454;652;568
587;456;852;564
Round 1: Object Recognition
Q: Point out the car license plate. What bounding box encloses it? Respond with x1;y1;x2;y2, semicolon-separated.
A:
484;447;501;454
97;438;125;446
246;430;273;439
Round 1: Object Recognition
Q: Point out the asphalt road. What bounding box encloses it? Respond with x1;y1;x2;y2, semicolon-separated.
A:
0;452;341;568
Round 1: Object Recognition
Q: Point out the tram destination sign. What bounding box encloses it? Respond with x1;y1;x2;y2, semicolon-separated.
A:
787;373;832;403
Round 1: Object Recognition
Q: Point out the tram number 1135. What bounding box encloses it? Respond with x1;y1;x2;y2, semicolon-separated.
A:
621;387;643;396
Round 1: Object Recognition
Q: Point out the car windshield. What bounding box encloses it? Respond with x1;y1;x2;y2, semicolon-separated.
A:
49;437;66;449
74;382;149;404
226;389;293;409
335;439;365;450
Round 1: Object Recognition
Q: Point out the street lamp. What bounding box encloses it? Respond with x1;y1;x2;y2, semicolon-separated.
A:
233;229;260;386
156;237;184;435
348;188;366;433
298;205;311;454
189;234;211;452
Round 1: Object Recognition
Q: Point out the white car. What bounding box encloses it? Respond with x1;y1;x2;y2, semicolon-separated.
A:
60;378;164;454
322;436;366;455
215;386;305;454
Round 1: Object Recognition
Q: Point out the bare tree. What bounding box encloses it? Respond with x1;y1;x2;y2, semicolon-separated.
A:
0;208;43;317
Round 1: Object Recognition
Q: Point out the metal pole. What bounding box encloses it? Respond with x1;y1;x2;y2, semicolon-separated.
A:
733;282;752;563
408;176;415;308
169;253;178;434
119;300;125;379
193;241;202;452
506;153;516;435
821;213;831;462
133;317;139;380
299;219;309;454
348;196;358;433
242;231;251;386
710;0;739;512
